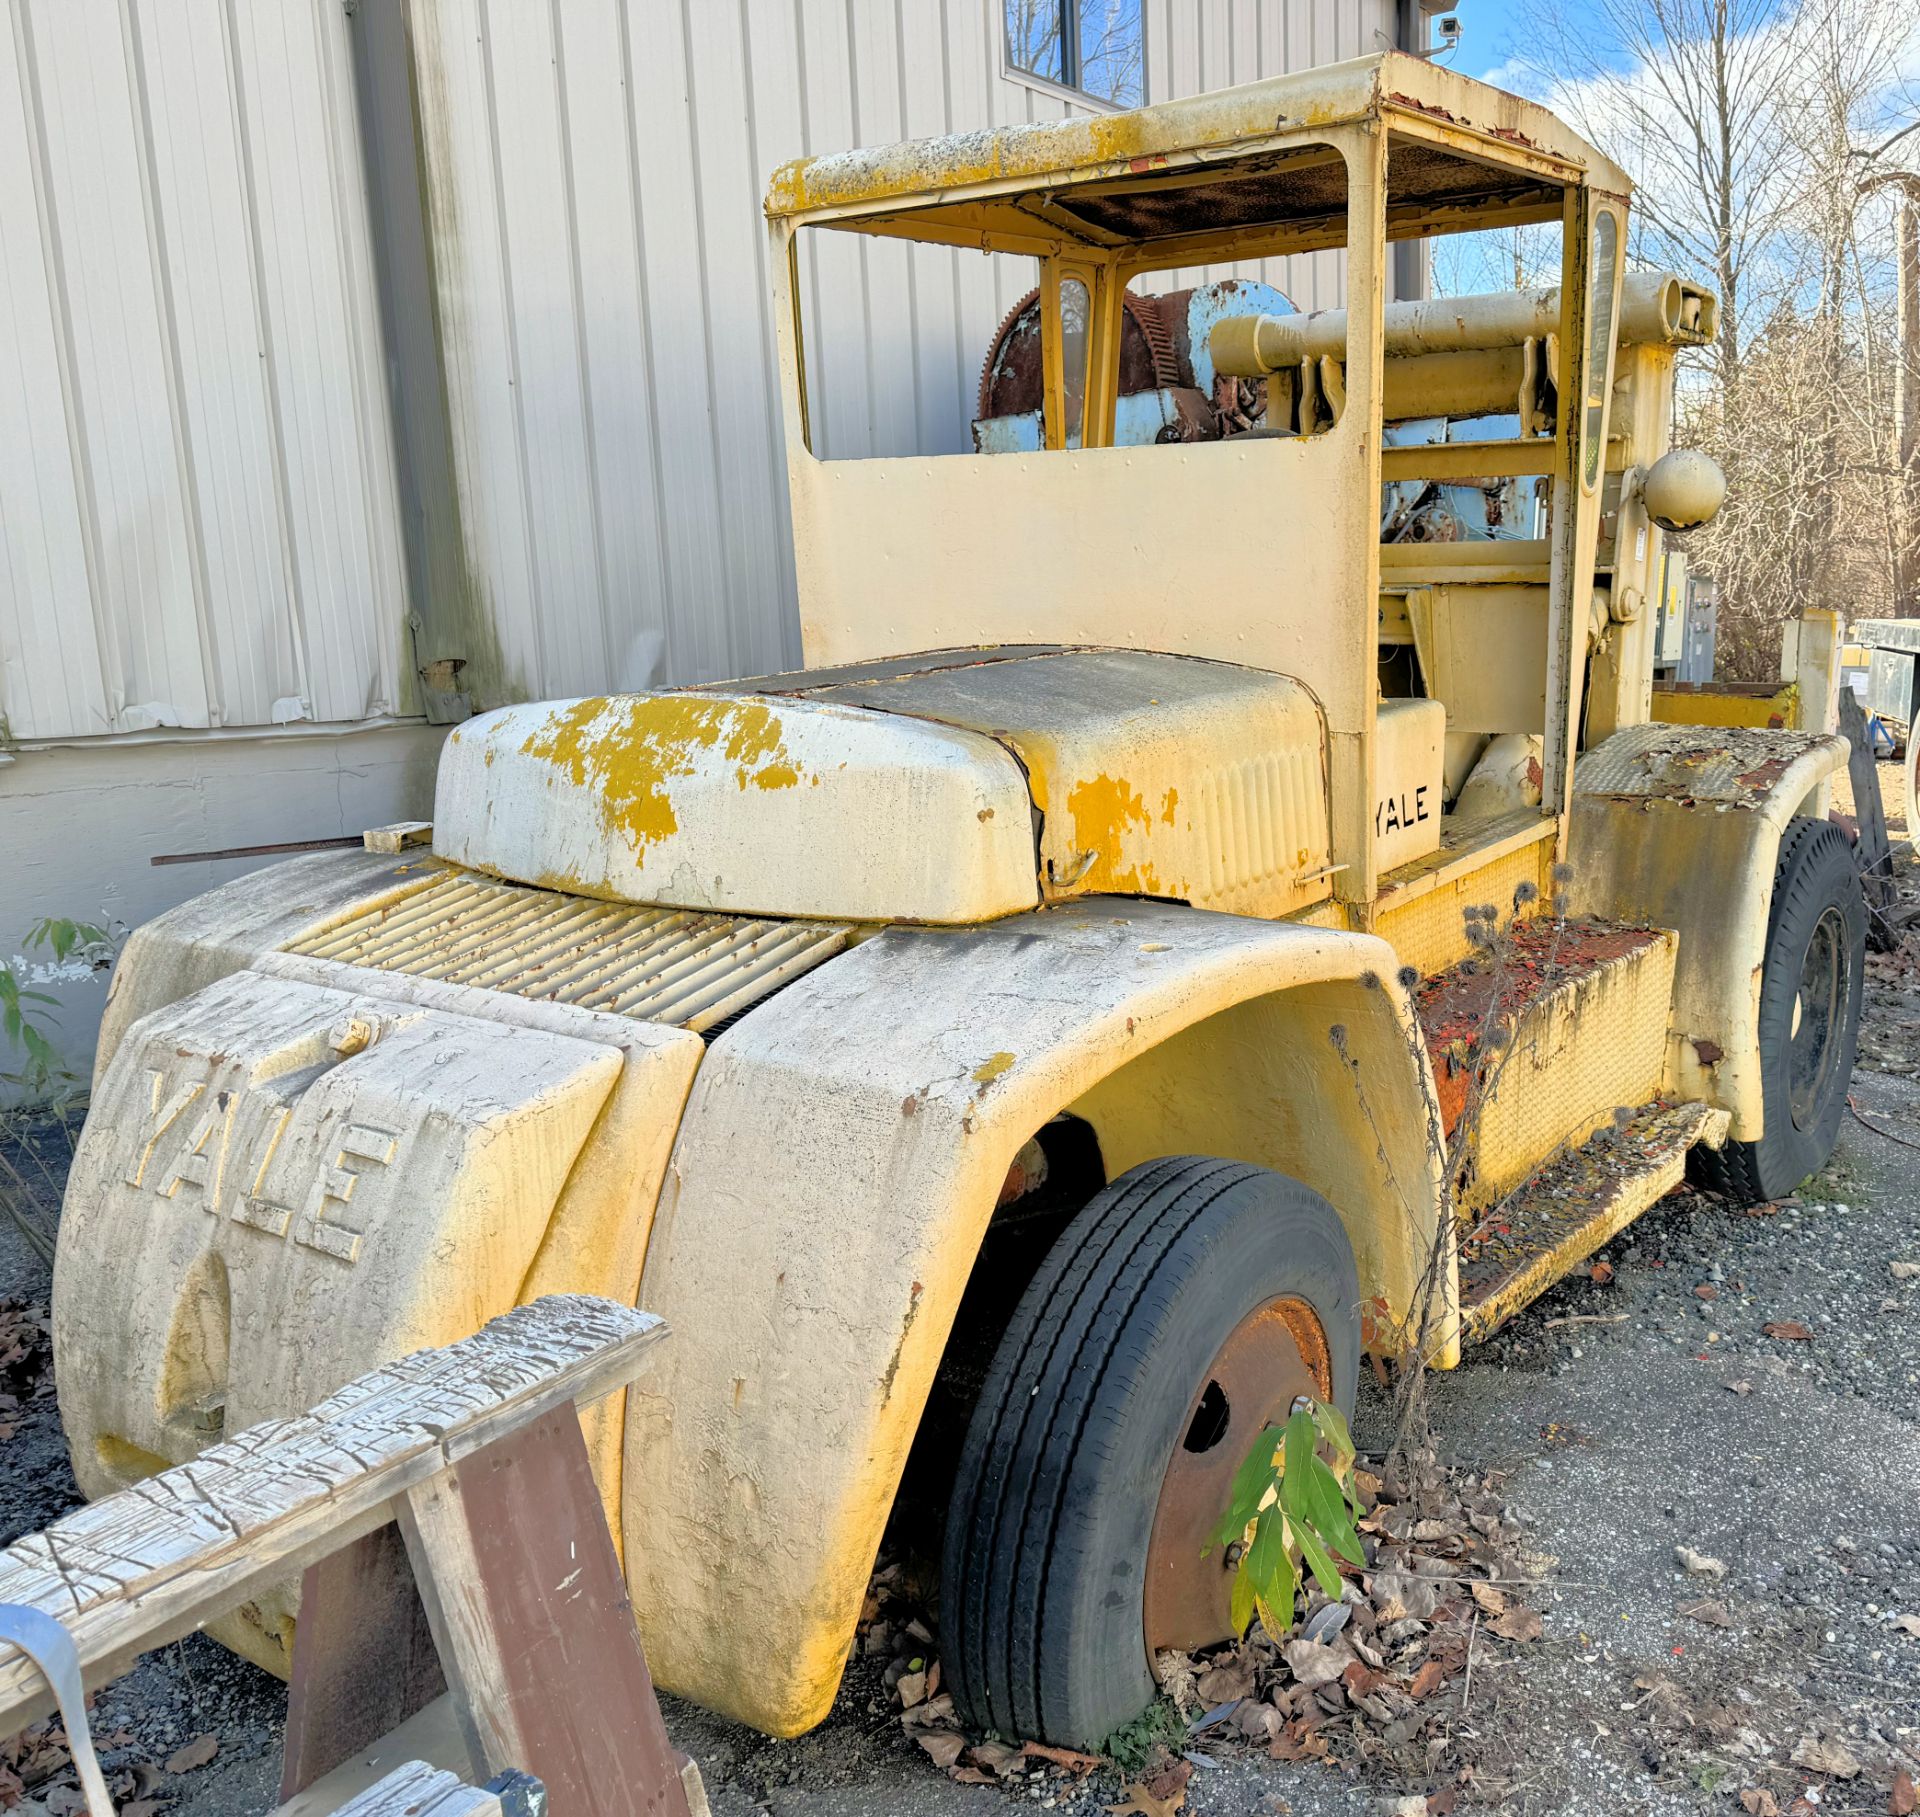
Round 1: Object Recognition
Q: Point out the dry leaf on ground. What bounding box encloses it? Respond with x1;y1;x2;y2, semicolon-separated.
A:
1489;1604;1543;1642
968;1740;1022;1777
1763;1320;1814;1341
1790;1735;1861;1778
1676;1545;1728;1579
915;1732;964;1770
1105;1787;1184;1817
1739;1790;1779;1816
164;1735;218;1775
1283;1638;1349;1687
1889;1770;1916;1815
1197;1655;1257;1703
1679;1599;1733;1628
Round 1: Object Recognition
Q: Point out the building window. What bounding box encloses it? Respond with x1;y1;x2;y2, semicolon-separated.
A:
1005;0;1145;109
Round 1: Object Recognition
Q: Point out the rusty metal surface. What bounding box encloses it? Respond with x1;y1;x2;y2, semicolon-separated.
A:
1573;723;1844;808
1142;1296;1330;1654
1457;1099;1730;1339
975;287;1175;424
765;54;1621;228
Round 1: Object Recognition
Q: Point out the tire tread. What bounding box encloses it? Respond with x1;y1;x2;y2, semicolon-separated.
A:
943;1157;1358;1745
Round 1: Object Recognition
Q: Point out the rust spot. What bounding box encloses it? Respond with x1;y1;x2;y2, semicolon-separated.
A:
1414;920;1666;1139
1690;1037;1725;1066
1386;92;1458;124
1734;755;1792;792
877;1280;925;1406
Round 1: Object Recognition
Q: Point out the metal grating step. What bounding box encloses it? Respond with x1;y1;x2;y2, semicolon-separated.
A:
1457;1098;1730;1342
1414;917;1678;1211
286;866;851;1035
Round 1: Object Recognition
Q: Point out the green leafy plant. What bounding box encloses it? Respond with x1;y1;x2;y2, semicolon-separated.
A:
1210;1399;1367;1641
2;915;121;1265
1;918;114;1097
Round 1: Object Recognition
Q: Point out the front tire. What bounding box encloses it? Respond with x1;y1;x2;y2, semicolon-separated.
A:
941;1156;1360;1748
1691;817;1865;1204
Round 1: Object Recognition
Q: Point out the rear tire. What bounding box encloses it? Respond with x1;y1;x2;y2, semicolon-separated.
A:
1690;817;1864;1205
940;1156;1359;1748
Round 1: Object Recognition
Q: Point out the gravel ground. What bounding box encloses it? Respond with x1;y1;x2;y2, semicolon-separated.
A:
4;766;1916;1817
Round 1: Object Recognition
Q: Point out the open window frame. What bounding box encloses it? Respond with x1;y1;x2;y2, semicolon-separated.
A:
764;56;1630;909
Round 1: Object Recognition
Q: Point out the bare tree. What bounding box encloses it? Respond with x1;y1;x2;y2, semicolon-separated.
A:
1678;0;1920;665
1524;0;1807;384
1452;0;1920;667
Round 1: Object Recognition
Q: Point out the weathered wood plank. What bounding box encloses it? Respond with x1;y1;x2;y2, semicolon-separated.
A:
400;1406;693;1817
324;1758;503;1817
0;1297;663;1733
282;1524;447;1800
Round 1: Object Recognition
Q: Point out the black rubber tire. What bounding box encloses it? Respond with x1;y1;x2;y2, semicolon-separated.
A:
1689;817;1865;1205
940;1156;1360;1749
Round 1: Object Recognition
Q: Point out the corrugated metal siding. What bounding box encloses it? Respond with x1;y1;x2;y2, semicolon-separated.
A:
0;0;410;743
404;0;1396;702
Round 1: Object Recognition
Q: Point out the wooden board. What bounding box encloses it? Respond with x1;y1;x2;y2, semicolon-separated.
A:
0;1296;663;1733
325;1758;504;1817
400;1407;692;1817
282;1525;447;1799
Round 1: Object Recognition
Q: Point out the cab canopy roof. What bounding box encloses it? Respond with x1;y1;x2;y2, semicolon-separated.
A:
765;51;1630;262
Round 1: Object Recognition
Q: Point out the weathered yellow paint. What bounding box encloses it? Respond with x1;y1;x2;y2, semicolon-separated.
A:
626;904;1450;1737
1567;725;1848;1139
1458;929;1677;1210
1065;772;1166;896
437;692;1045;924
519;695;807;859
1459;1101;1729;1340
972;1051;1016;1086
1650;684;1798;731
1370;820;1558;977
793;649;1336;918
763;52;1619;225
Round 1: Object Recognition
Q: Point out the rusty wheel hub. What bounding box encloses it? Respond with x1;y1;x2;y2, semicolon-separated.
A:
1141;1297;1332;1654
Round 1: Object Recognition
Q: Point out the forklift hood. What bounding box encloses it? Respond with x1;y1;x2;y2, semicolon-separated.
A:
435;647;1336;924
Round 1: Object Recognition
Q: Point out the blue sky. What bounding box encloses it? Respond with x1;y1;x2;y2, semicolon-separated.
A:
1439;0;1586;84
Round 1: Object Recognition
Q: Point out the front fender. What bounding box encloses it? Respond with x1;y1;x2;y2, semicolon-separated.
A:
625;899;1445;1735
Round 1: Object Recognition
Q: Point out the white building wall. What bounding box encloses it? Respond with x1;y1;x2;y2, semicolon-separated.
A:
0;0;412;743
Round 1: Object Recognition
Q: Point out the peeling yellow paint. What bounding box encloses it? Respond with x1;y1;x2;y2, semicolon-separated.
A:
516;695;811;864
972;1051;1016;1087
1064;773;1168;896
1160;786;1179;826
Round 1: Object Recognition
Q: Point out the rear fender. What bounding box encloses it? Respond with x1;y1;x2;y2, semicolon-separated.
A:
625;900;1446;1736
1566;725;1848;1139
